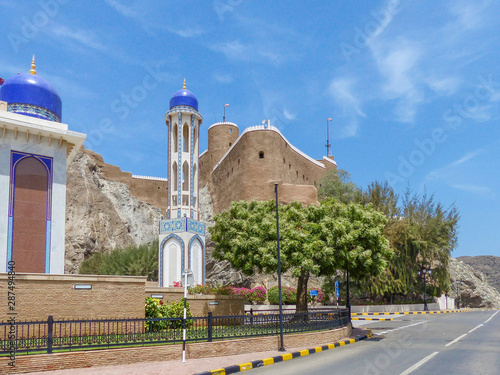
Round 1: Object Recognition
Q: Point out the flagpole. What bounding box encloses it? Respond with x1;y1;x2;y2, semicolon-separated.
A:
223;104;229;122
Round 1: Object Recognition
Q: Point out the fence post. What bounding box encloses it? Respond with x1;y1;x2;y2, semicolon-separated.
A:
208;312;213;342
47;315;53;354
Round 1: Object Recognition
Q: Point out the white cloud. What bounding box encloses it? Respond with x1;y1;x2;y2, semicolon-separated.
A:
368;38;425;123
448;151;482;168
283;108;296;121
449;0;492;30
451;184;493;195
213;72;233;84
423;150;491;196
210;40;282;64
328;78;365;138
104;0;203;37
49;24;106;51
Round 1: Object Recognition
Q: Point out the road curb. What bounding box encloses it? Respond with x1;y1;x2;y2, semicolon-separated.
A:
351;309;467;316
352;317;394;321
194;330;372;375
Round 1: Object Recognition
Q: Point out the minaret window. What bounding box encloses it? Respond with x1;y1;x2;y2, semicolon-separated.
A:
172;162;178;191
173;124;178;153
259;151;264;159
182;161;189;191
183;124;189;153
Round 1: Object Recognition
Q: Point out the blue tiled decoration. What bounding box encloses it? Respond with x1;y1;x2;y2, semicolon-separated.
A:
159;218;186;234
0;73;62;122
167;117;171;218
159;218;205;236
45;221;51;273
7;103;60;122
190;114;195;218
165;105;203;120
177;112;182;218
188;219;205;236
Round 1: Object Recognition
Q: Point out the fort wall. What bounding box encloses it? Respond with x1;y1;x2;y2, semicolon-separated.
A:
201;125;337;213
84;148;169;211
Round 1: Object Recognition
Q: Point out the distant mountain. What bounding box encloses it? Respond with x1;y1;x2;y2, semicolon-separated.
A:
457;256;500;293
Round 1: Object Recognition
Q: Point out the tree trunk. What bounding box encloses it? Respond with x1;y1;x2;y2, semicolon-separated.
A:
296;272;310;313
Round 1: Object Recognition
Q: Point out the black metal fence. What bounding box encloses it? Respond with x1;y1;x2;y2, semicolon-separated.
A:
0;308;349;355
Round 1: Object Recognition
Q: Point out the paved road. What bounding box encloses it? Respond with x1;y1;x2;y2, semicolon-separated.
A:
251;310;500;375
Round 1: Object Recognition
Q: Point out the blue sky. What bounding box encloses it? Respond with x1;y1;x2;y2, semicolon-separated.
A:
1;0;499;258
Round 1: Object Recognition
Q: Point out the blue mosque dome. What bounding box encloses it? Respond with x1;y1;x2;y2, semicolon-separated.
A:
0;57;62;122
169;79;198;111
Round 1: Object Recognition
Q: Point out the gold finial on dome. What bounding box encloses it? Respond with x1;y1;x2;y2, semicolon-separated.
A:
30;55;36;75
183;78;186;89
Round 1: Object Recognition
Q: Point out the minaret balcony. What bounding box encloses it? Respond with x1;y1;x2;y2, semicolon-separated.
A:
159;217;205;236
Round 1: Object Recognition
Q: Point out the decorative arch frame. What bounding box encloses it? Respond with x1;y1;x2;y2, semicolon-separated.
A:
159;234;185;287
188;235;205;285
7;151;53;272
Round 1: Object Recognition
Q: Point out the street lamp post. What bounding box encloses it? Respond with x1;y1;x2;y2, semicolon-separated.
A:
181;269;193;363
418;267;432;311
274;183;285;352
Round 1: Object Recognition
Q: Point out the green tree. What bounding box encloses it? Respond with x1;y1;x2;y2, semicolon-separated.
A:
79;240;159;281
318;169;362;203
209;199;392;312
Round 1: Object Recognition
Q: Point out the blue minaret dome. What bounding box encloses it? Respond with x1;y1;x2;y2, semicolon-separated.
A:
169;79;198;111
0;56;62;122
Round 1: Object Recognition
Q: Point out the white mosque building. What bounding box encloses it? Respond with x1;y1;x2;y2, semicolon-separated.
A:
0;57;86;274
158;81;205;287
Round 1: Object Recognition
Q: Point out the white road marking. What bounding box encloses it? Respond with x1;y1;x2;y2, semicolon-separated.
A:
468;324;483;333
375;320;427;335
399;351;439;375
484;310;499;323
445;333;468;347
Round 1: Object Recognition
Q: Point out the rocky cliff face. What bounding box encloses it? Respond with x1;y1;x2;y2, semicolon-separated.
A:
457;255;500;293
448;257;500;308
65;148;161;274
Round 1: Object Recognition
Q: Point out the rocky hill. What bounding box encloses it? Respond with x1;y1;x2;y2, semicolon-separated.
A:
65;148;162;273
448;257;500;308
457;256;500;293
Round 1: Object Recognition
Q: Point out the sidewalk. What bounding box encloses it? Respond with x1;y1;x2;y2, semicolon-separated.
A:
23;328;369;375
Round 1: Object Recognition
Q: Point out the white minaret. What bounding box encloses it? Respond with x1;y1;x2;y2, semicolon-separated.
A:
158;80;205;287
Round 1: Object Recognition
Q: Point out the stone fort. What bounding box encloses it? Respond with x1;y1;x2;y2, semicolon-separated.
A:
199;120;337;214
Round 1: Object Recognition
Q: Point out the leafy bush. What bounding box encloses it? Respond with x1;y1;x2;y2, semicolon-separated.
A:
145;297;192;330
79;240;158;281
268;286;297;304
189;284;212;294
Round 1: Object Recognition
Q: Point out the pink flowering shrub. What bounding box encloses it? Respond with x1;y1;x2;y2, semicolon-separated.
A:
248;286;266;303
307;288;326;303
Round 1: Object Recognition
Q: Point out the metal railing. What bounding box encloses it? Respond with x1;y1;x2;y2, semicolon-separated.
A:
0;308;349;355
